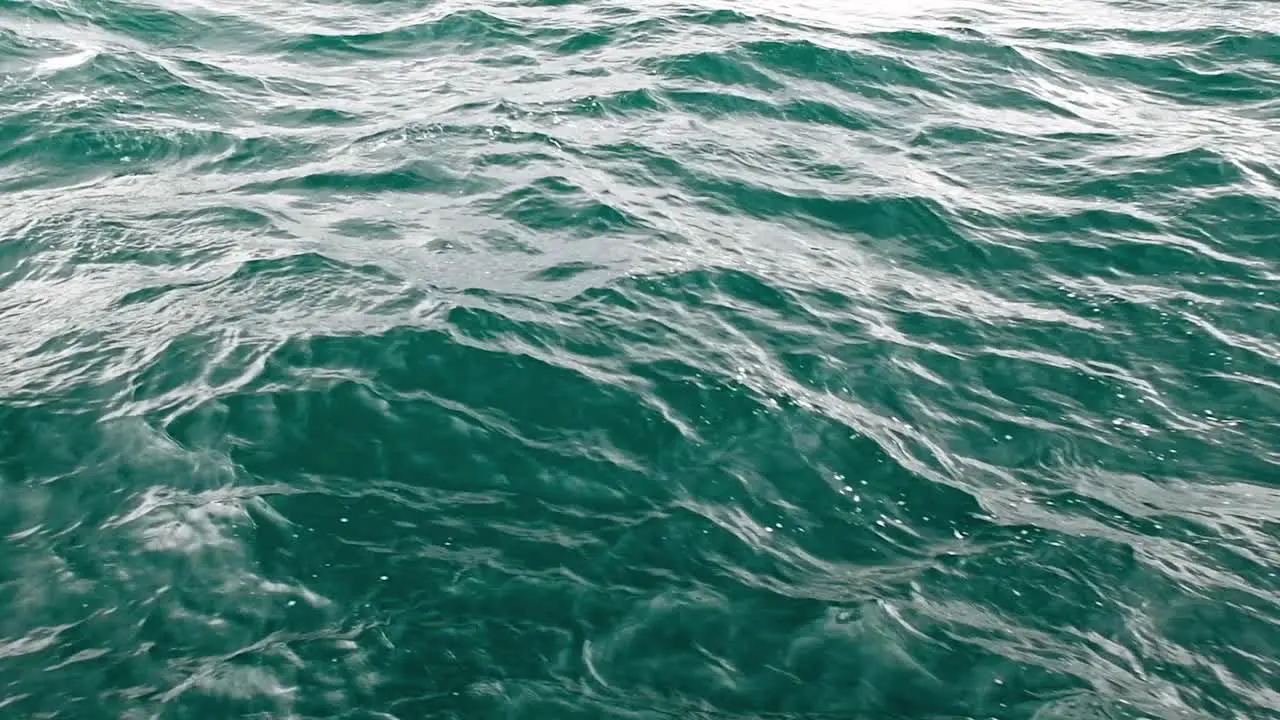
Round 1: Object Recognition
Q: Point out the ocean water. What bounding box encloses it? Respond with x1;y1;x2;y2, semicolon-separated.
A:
2;0;1279;717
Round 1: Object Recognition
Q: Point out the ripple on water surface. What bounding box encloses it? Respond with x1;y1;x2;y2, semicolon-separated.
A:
1;0;1279;718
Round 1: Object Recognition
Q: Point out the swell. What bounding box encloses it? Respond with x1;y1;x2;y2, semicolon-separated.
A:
279;10;528;57
40;260;1270;717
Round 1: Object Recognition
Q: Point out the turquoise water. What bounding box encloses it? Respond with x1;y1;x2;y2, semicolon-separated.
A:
2;0;1279;717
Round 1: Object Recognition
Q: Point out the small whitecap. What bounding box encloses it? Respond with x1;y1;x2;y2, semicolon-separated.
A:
37;49;97;74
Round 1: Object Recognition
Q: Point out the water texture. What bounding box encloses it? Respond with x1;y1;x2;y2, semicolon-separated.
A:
2;0;1279;717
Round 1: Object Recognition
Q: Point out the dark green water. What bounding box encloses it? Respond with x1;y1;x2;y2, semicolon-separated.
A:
2;0;1279;717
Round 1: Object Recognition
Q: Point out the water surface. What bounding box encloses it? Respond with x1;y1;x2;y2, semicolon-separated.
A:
2;0;1279;717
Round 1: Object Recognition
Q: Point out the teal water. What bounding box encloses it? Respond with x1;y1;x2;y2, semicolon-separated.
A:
2;0;1279;717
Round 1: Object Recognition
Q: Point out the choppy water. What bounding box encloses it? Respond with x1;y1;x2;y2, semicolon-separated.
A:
2;0;1280;717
